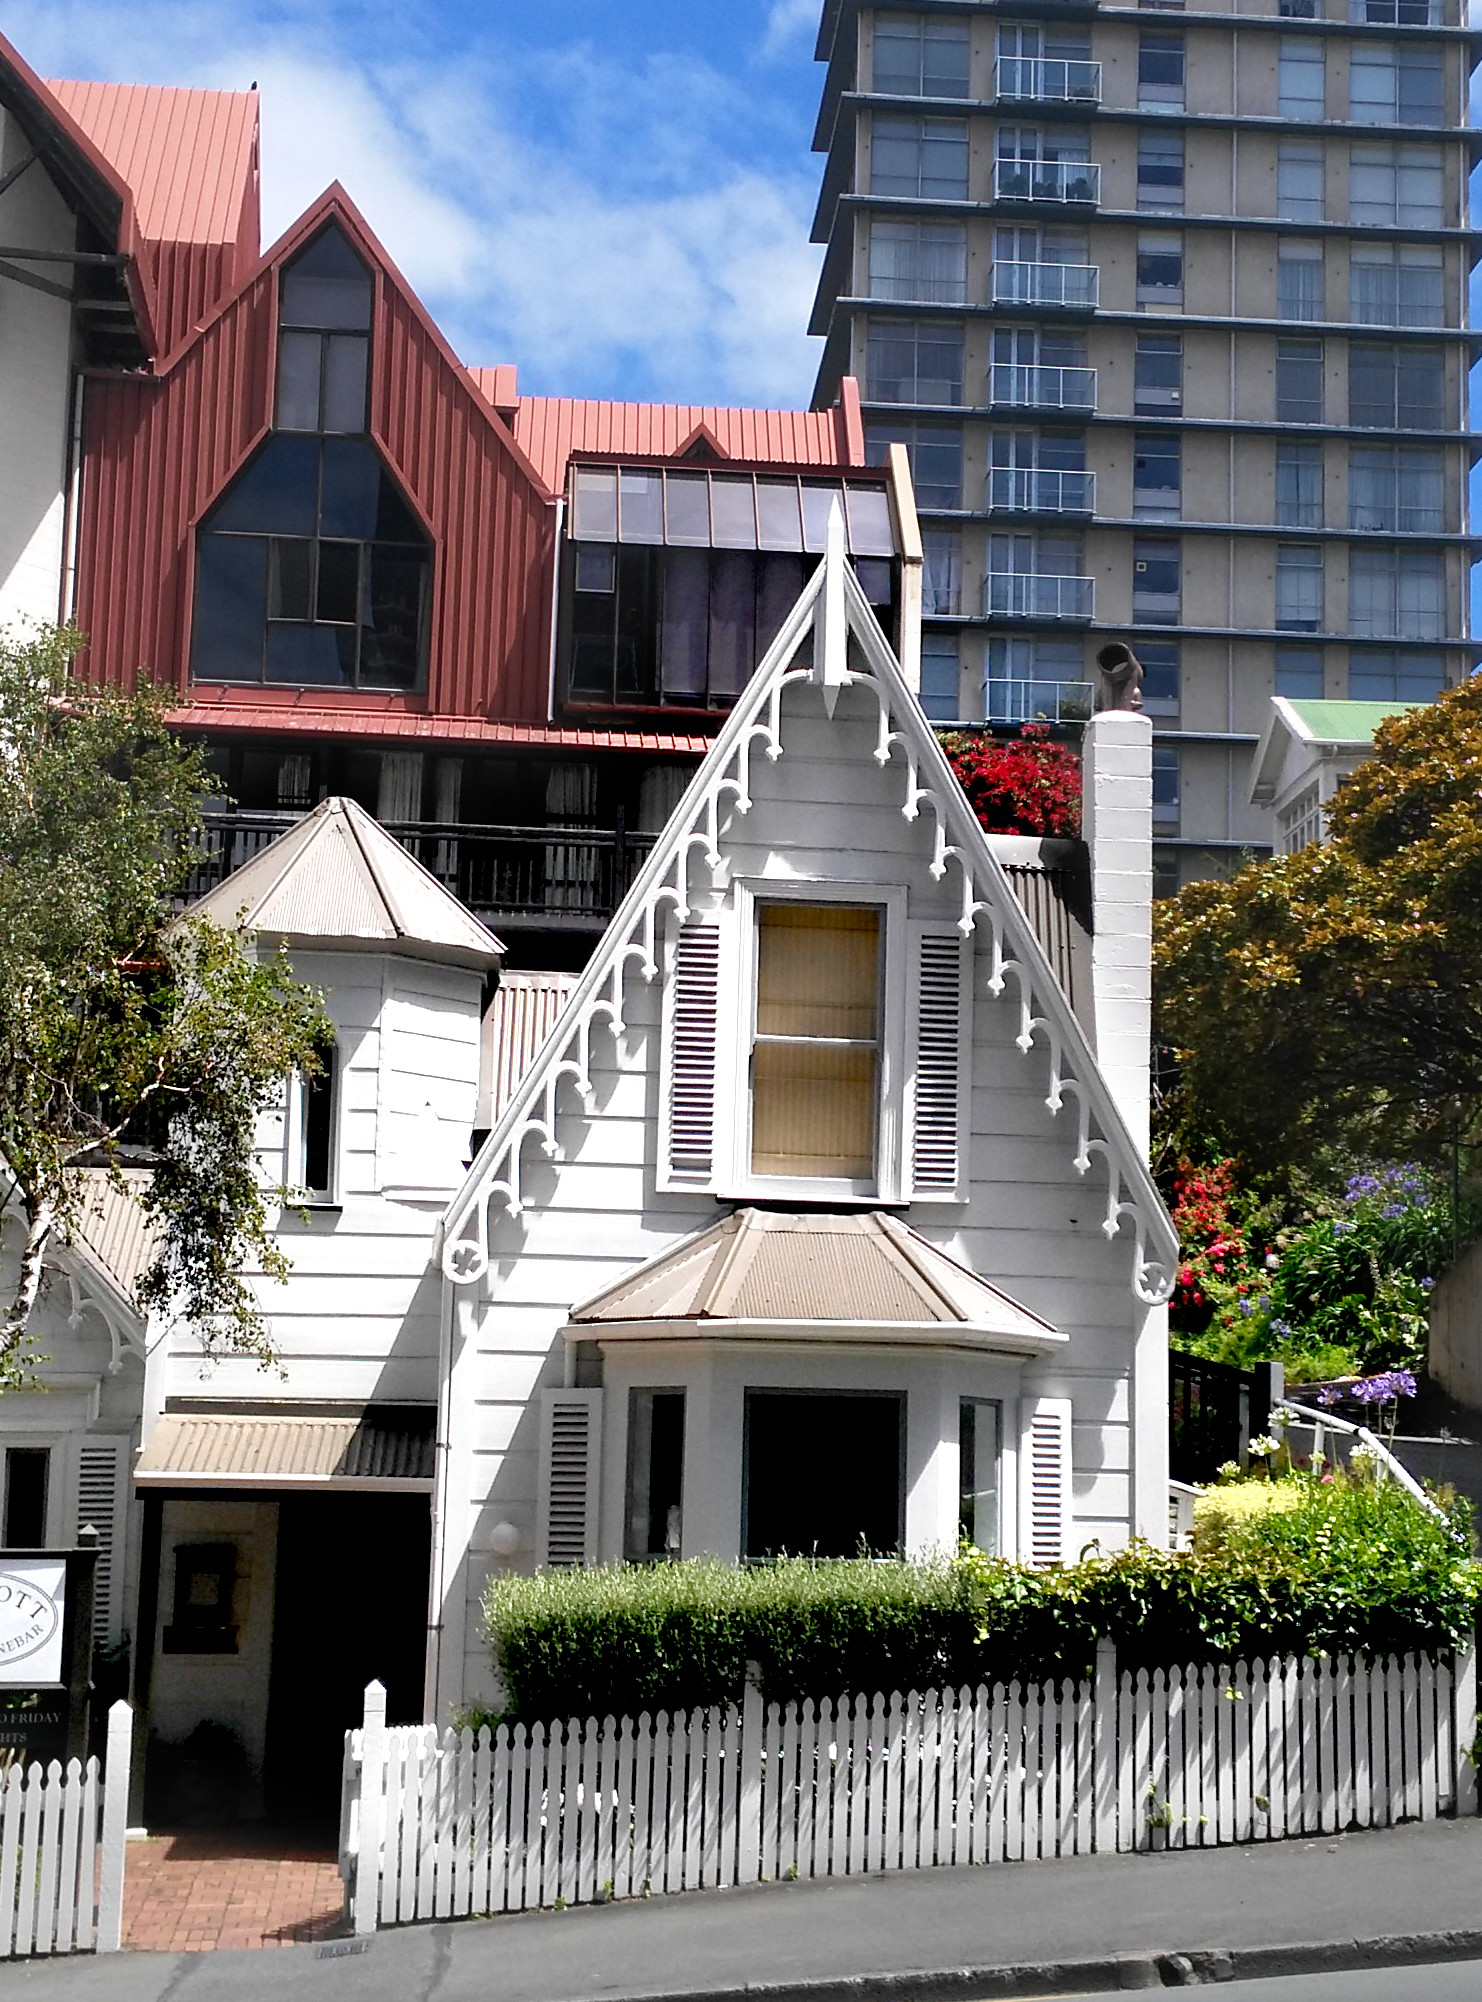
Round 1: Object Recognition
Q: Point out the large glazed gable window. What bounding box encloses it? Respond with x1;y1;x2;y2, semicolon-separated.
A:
751;904;883;1182
191;225;431;691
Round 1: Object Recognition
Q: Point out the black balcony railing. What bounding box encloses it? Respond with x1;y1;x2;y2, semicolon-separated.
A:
181;811;658;930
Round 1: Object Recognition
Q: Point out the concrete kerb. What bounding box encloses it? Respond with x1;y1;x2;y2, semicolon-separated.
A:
593;1931;1482;2002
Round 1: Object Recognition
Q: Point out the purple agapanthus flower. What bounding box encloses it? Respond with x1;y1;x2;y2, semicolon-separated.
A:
1380;1203;1405;1219
1351;1369;1417;1405
1315;1385;1346;1407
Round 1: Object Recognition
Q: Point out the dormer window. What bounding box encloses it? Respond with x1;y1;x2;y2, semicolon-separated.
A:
190;226;431;691
751;904;882;1182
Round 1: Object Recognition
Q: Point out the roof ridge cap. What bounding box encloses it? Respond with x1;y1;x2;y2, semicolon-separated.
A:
700;1207;760;1318
871;1212;970;1322
337;797;410;939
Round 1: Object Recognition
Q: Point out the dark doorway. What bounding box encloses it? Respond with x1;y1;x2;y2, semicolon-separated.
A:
264;1493;430;1825
743;1391;904;1559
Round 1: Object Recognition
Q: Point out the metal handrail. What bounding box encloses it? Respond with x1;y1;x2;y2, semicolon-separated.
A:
989;260;1100;310
993;158;1101;206
986;466;1095;514
1277;1398;1446;1521
982;571;1095;619
988;362;1097;411
994;56;1102;104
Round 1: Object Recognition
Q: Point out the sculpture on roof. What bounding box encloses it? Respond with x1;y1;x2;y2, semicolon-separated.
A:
1095;641;1145;714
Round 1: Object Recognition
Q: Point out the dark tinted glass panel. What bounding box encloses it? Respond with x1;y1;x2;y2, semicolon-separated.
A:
276;329;322;431
270;539;312;620
318;438;383;539
1397;348;1444;429
1137;640;1180;704
265;624;351;685
665;473;710;545
3;1448;49;1548
619;469;663;543
323;334;369;433
316;541;361;624
709;551;757;696
710;478;758;549
363;551;427;688
208;434;319;535
280;227;373;330
744;1392;902;1559
659;547;709;694
757;553;805;655
756;479;803;550
573;466;618;540
303;1049;335;1194
614;545;657;697
375;471;426;545
193;534;267;680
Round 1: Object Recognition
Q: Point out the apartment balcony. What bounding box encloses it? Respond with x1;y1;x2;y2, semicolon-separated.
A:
987;362;1097;413
986;467;1096;516
181;811;657;931
984;677;1095;725
993;158;1100;207
989;260;1099;311
994;57;1101;107
982;573;1095;620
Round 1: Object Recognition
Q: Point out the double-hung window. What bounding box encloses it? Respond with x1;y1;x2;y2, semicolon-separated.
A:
1133;434;1181;516
1138;32;1185;109
1136;232;1183;308
1349;144;1443;227
871;116;970;200
1276;544;1324;631
1350;43;1444;126
1133;537;1181;622
751;904;883;1183
1134;333;1182;414
1137;132;1184;212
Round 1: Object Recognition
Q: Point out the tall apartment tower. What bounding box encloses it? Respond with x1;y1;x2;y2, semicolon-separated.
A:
808;0;1477;885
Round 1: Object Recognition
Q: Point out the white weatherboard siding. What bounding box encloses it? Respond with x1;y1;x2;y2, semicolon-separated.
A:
440;667;1166;1713
149;950;483;1414
0;110;77;629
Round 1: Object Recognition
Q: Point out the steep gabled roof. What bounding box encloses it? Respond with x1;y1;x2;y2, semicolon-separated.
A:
440;524;1178;1305
569;1208;1065;1354
1250;695;1416;805
188;796;504;969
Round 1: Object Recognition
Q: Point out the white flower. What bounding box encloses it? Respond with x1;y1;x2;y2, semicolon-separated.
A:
1248;1435;1280;1458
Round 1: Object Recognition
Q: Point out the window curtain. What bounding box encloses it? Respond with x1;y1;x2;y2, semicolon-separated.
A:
544;761;599;912
751;905;881;1179
377;750;423;823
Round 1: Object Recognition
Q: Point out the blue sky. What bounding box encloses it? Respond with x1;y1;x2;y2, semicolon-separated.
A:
9;0;830;405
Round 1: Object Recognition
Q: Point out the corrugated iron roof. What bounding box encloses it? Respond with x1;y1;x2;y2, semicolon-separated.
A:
136;1408;434;1488
187;795;504;968
490;382;869;497
66;1169;157;1304
985;837;1094;1032
479;971;578;1128
44;78;257;249
168;704;714;756
569;1209;1064;1352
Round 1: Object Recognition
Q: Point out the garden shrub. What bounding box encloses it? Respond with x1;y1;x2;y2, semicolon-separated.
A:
937;725;1081;839
484;1484;1480;1721
1191;1480;1303;1554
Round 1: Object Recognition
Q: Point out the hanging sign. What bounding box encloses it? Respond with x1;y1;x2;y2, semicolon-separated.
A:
0;1558;67;1686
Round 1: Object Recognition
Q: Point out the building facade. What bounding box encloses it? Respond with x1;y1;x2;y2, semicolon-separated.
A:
807;0;1478;888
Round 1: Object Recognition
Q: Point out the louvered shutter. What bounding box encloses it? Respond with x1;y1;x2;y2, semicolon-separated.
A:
908;927;970;1199
536;1391;603;1569
74;1439;128;1647
657;920;722;1190
1019;1396;1073;1569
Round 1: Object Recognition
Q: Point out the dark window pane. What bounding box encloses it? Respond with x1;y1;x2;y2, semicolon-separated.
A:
659;548;710;695
615;545;658;698
744;1392;902;1559
362;549;427;689
280;226;373;330
709;551;756;696
192;534;268;681
573;467;619;540
207;434;319;536
269;538;313;619
845;484;896;557
316;540;360;624
322;335;369;433
855;557;893;604
3;1448;49;1547
665;473;710;545
710;477;758;549
1397;348;1444;429
618;468;664;543
756;479;803;550
758;553;805;655
574;545;616;592
276;329;323;431
302;1046;335;1193
265;623;352;685
318;438;382;539
373;468;426;545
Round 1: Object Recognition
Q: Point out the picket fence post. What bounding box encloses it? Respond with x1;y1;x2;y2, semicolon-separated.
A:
94;1701;132;1953
355;1681;387;1936
1454;1646;1478;1819
737;1667;764;1883
1092;1640;1118;1853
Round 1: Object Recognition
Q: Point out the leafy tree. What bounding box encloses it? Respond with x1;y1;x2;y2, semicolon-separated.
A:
938;724;1081;838
0;626;329;1385
1154;677;1482;1170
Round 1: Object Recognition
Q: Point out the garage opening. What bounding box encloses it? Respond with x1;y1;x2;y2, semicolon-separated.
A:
743;1390;904;1559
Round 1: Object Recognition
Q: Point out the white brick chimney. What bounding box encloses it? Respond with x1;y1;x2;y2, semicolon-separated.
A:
1080;709;1154;1160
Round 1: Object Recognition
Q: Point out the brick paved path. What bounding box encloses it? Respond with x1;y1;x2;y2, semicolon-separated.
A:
122;1827;346;1951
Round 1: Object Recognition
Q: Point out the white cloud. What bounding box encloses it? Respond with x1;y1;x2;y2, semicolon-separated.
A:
761;0;820;62
5;0;825;406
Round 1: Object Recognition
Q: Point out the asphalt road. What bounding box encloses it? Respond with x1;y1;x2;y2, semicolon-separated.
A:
1067;1961;1482;2000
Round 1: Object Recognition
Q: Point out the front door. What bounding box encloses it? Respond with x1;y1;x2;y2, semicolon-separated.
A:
263;1493;430;1825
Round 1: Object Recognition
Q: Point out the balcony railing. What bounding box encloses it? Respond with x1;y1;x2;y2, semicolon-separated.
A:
181;811;657;929
994;57;1101;106
984;678;1095;725
986;467;1096;515
983;572;1095;620
989;260;1099;310
987;362;1097;413
993;158;1100;206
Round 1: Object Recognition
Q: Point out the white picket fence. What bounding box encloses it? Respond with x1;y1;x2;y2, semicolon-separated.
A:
340;1645;1479;1932
0;1702;131;1958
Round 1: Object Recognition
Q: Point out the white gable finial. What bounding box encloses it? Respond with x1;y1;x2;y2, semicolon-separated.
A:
815;497;849;716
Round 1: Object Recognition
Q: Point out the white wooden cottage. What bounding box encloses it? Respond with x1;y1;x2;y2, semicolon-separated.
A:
0;535;1176;1802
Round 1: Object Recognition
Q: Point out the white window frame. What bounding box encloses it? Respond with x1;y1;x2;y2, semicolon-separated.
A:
284;1046;339;1203
725;879;909;1206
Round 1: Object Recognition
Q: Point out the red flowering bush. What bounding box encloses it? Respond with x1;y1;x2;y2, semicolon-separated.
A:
938;725;1081;838
1170;1158;1258;1334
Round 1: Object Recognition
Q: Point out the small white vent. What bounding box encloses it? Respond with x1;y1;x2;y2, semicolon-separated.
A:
910;931;967;1194
1022;1397;1073;1569
76;1440;127;1647
537;1391;603;1569
664;924;722;1184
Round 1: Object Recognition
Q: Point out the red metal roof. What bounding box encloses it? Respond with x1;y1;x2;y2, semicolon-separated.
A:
167;702;712;757
46;76;259;357
476;373;869;496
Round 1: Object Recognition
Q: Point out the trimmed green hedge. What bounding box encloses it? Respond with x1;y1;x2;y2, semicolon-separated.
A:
483;1480;1480;1724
